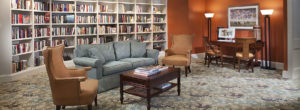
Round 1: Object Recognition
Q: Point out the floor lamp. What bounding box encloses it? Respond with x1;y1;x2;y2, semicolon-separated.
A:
205;13;214;41
261;9;274;70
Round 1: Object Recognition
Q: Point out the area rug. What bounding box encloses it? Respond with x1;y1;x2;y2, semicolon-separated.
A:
1;58;300;110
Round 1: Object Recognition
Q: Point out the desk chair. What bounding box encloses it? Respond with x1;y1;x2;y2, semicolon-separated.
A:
234;38;256;72
203;37;223;67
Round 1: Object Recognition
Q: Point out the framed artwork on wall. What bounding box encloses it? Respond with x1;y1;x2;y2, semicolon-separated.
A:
218;28;236;40
228;5;259;29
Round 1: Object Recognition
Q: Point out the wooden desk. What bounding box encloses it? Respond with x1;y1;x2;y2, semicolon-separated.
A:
211;40;264;65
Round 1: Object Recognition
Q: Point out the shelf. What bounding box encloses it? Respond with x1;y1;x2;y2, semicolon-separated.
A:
52;0;75;2
98;1;118;4
119;33;135;35
119;23;135;24
34;23;51;26
153;13;167;15
99;23;117;25
52;23;75;26
119;2;135;4
12;38;32;41
142;41;151;43
77;34;97;37
136;22;151;24
52;11;75;14
153;40;166;43
153;22;167;24
11;24;32;26
99;34;117;36
136;13;151;15
99;12;118;14
77;23;98;25
34;36;50;39
76;12;97;14
52;35;75;38
12;51;32;57
76;1;97;3
34;10;50;13
123;83;177;98
11;9;32;12
153;31;166;33
136;3;151;5
153;4;166;6
119;13;135;15
137;32;152;34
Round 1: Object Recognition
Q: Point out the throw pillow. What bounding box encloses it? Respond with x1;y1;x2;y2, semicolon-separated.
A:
114;41;131;60
131;41;146;58
96;42;116;62
88;48;106;63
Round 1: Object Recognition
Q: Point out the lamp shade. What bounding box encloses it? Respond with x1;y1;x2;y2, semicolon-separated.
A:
205;13;214;18
261;9;274;15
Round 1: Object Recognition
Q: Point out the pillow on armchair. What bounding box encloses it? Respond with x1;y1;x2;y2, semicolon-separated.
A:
131;41;146;58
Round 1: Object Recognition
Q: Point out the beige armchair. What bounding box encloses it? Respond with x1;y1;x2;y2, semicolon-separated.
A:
42;45;98;110
162;34;194;77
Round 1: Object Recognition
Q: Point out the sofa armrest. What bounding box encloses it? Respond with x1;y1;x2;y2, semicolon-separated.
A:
146;49;159;65
73;57;105;68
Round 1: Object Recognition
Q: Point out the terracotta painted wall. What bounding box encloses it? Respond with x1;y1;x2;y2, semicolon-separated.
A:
205;0;287;63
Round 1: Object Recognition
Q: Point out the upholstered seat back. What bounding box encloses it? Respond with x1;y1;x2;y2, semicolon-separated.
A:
235;38;256;59
170;34;195;55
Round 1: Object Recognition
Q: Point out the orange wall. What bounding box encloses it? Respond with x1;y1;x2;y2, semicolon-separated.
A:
168;0;287;65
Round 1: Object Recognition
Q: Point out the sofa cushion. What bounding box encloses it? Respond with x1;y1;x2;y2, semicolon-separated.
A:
131;41;146;58
88;48;106;63
95;42;116;62
75;44;99;57
120;58;155;68
102;61;132;76
114;41;131;60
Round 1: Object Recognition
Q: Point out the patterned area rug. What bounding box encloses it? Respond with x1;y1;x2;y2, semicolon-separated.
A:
1;58;300;110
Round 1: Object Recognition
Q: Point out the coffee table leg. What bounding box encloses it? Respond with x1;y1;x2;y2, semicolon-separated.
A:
147;88;151;110
177;74;181;96
120;78;124;104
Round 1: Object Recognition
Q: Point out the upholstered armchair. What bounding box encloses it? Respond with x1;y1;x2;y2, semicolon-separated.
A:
162;34;194;77
42;45;98;110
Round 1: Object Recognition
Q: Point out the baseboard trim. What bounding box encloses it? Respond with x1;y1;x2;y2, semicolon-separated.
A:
0;60;74;83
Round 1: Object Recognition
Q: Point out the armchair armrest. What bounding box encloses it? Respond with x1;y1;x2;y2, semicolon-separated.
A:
73;57;105;68
146;49;159;65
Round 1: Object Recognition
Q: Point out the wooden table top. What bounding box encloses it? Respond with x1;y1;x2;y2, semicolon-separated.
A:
121;67;180;81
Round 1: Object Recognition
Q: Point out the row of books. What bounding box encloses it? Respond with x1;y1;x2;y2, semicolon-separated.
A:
119;15;134;23
119;25;134;34
52;15;75;23
76;4;95;12
12;60;28;73
153;34;165;41
34;40;49;51
99;37;113;43
34;27;50;37
137;15;151;23
134;66;168;77
153;7;163;14
51;39;70;47
99;4;113;13
34;14;50;24
77;26;97;35
153;25;164;32
136;5;149;13
11;0;31;10
12;43;31;55
76;15;97;23
12;27;32;40
77;38;97;45
119;36;132;41
52;27;75;36
98;25;117;34
136;25;151;33
52;3;74;12
153;16;165;23
34;1;50;11
35;56;44;66
99;15;115;24
137;35;148;42
11;13;30;24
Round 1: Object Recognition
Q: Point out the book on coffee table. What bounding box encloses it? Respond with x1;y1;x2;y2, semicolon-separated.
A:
134;66;168;77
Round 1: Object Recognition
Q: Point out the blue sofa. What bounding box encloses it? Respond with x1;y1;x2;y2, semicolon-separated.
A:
73;40;159;93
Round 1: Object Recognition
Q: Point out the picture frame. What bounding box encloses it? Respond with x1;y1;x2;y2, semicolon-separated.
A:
218;28;236;39
228;5;259;29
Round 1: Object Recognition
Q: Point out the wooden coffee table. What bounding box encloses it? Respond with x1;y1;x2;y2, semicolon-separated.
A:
120;67;181;110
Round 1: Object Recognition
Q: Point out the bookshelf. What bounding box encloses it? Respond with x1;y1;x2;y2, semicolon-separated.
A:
10;0;168;73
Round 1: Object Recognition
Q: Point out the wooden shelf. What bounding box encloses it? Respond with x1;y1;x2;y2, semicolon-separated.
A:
124;83;177;98
12;51;33;57
12;38;32;41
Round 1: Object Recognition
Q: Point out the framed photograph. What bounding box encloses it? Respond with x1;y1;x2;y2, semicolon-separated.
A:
228;5;259;29
218;28;236;39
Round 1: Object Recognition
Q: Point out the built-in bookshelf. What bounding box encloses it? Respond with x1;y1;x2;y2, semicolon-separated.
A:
10;0;168;73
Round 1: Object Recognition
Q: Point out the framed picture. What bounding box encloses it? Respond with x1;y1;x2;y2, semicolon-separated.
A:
218;28;236;39
228;5;259;29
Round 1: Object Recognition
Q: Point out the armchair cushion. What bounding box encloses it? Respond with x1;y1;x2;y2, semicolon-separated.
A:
73;57;104;68
120;58;155;68
114;41;131;60
103;61;133;76
88;48;106;63
131;41;146;58
162;55;190;66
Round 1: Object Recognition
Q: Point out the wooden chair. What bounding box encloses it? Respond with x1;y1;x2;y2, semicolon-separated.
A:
203;37;223;67
234;38;256;72
42;45;98;110
162;34;194;77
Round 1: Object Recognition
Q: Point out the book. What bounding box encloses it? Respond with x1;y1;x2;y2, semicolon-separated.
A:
134;66;168;77
156;83;172;89
66;15;75;23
